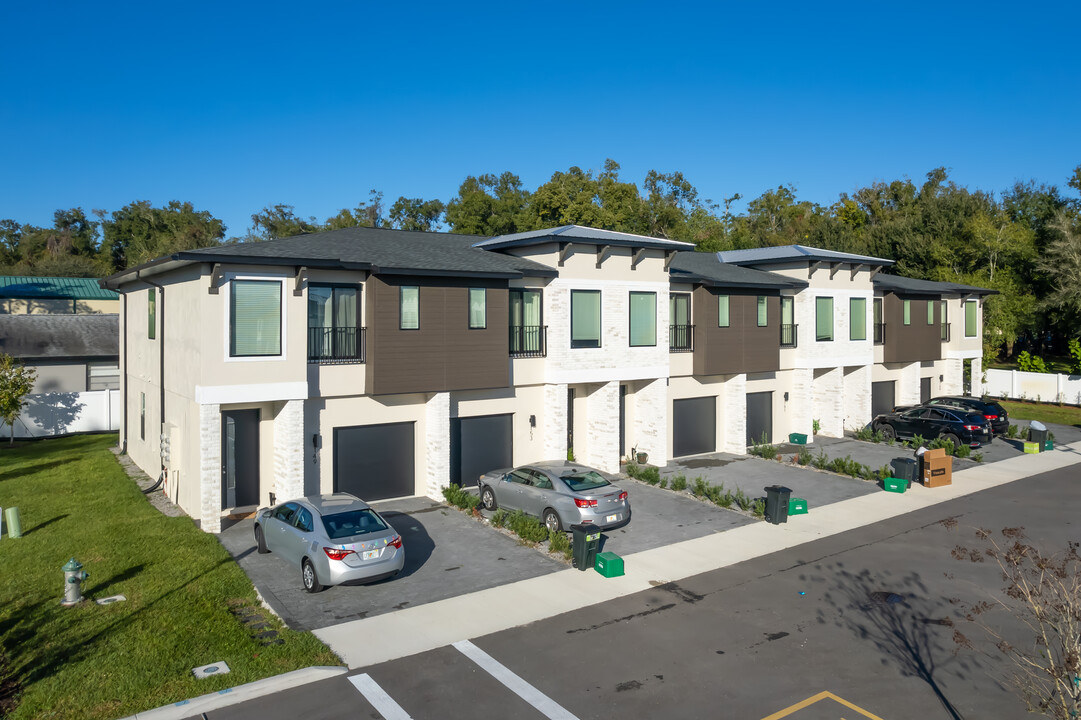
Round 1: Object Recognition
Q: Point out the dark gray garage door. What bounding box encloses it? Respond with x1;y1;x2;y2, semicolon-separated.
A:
872;381;896;418
334;422;415;501
746;391;773;446
673;397;716;457
451;413;512;487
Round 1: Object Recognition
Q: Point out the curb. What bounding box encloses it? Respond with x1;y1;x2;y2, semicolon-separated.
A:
118;665;347;720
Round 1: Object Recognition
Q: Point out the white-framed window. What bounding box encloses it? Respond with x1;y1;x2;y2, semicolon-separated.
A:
815;297;833;341
400;286;420;330
230;279;282;357
629;292;656;347
468;288;486;329
965;300;977;337
850;297;867;341
571;290;601;348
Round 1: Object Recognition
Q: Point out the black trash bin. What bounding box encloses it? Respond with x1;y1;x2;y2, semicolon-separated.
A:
764;486;792;525
891;457;918;489
570;524;601;571
1028;426;1048;447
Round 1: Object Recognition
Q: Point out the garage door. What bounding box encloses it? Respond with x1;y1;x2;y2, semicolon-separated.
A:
746;392;773;446
334;422;415;501
673;397;716;457
451;413;512;487
872;381;896;418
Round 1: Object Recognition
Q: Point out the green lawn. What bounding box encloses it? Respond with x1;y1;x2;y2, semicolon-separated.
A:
999;399;1081;429
0;435;339;720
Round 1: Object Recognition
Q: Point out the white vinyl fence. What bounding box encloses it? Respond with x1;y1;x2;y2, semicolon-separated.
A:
0;388;121;439
983;368;1081;406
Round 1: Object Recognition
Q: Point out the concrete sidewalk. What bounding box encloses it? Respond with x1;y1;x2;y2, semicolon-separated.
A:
313;441;1081;669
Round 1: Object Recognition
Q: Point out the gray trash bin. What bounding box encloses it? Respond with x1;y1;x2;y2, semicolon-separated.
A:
891;457;918;488
1028;424;1048;447
570;524;601;570
764;486;792;525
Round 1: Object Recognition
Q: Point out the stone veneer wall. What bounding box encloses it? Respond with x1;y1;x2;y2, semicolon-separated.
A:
897;362;921;406
424;392;450;498
812;367;844;437
722;374;748;453
634;378;668;465
542;383;568;461
199;403;221;533
273;399;305;502
584;381;619;473
789;368;814;442
842;365;871;433
941;358;964;396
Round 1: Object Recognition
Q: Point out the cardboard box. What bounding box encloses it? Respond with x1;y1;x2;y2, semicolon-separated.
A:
922;448;952;487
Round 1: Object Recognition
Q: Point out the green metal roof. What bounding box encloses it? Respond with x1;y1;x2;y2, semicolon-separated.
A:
0;276;118;300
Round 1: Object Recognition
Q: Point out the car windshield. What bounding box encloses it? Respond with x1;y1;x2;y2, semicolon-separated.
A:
321;509;388;539
562;471;611;492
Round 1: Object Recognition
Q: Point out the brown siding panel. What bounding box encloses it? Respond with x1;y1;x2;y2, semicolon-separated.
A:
693;288;780;375
882;294;941;363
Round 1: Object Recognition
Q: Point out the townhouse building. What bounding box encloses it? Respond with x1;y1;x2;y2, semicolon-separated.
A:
103;226;990;533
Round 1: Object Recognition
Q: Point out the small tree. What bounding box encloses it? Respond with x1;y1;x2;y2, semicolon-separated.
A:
0;353;36;444
947;524;1081;719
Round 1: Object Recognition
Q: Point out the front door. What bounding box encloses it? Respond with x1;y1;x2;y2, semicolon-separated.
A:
222;409;260;509
746;392;773;446
920;377;932;403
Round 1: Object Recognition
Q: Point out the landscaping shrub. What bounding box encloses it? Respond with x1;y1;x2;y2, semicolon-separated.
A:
752;499;766;517
1006;424;1019;439
972;452;984;463
506;510;548;543
640;466;661;485
490;509;508;528
671;475;688;491
811;449;830;469
797;446;812;466
659;478;668;489
443;484;481;512
854;426;874;442
955;443;971;459
692;477;709;498
625;460;641;479
548;529;572;560
1017;350;1049;373
733;487;752;511
749;433;778;460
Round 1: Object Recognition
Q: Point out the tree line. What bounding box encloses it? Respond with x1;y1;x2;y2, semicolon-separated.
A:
2;160;1079;363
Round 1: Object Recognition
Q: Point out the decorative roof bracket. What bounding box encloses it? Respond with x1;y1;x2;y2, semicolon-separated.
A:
294;266;308;296
596;245;612;269
208;263;223;294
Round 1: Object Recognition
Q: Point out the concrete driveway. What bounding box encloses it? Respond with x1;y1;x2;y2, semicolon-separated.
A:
218;497;563;631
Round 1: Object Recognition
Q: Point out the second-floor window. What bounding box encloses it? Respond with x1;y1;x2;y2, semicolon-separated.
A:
816;297;833;341
400;286;419;330
780;296;796;347
757;296;767;327
670;293;691;351
148;289;156;340
926;299;934;325
629;292;656;347
308;285;359;362
903;299;912;325
965;300;977;337
571;289;601;348
717;295;730;327
874;297;884;343
230;279;281;357
510;289;543;355
850;297;866;341
468;288;486;329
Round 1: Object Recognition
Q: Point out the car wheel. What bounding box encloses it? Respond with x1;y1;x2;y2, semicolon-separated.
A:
543;508;562;533
302;559;324;593
254;525;269;554
942;433;960;449
878;424;896;440
481;485;497;511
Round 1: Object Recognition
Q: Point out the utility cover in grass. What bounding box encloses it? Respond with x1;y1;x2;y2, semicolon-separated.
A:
192;662;231;679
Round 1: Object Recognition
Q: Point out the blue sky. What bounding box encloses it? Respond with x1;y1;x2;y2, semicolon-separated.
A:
2;1;1079;239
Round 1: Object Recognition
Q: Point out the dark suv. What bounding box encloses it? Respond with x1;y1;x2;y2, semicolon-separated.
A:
923;396;1009;436
873;406;992;448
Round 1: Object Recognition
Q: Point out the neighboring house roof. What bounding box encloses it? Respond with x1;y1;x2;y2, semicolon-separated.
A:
0;276;118;300
873;274;997;297
0;314;119;359
715;245;894;267
668;252;808;290
472;225;695;251
103;227;558;288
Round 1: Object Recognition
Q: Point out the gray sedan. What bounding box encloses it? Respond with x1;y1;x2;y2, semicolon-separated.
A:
254;493;405;593
479;462;631;533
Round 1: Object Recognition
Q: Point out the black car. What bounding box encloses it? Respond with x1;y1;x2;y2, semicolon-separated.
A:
873;405;992;448
922;396;1009;435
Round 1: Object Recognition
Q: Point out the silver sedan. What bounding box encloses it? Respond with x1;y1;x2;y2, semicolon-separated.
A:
479;462;631;533
254;493;404;593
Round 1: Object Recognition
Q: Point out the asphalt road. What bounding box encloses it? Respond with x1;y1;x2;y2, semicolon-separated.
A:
200;464;1079;720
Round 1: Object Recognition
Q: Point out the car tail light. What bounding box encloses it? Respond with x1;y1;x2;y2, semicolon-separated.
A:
323;547;354;561
618;491;628;501
388;535;402;549
984;414;998;421
963;424;982;431
574;498;598;508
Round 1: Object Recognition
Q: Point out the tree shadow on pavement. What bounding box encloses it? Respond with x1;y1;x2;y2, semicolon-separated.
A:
807;563;976;720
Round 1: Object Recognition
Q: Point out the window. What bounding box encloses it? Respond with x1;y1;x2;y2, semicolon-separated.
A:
780;296;796;347
669;293;691;351
140;392;145;441
468;288;486;329
717;295;730;327
510;289;543;355
815;297;833;341
571;290;601;348
294;507;314;533
927;300;934;325
400;286;419;330
629;292;656;347
230;280;282;357
873;298;884;343
850;297;867;340
147;289;156;340
903;299;911;325
308;285;359;361
964;300;977;337
756;296;768;327
87;362;120;391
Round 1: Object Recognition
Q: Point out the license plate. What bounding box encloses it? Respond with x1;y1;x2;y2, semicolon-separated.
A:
362;549;379;560
606;514;618;523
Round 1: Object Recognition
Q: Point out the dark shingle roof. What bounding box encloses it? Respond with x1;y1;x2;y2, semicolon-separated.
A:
669;252;808;290
0;276;118;300
0;314;119;359
716;245;894;267
473;225;695;251
873;274;996;297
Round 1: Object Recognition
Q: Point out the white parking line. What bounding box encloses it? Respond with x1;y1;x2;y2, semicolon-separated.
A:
453;640;580;720
348;673;413;720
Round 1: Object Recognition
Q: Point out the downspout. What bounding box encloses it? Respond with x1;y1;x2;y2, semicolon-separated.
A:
121;292;128;454
140;271;167;495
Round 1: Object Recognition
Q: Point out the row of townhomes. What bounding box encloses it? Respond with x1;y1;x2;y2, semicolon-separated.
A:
102;226;991;532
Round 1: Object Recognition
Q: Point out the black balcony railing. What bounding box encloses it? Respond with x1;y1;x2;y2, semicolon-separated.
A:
669;324;694;352
874;322;886;345
510;325;546;358
308;326;365;363
940;322;951;342
780;323;798;348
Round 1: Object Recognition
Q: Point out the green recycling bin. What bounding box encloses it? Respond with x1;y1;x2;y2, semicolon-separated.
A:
571;524;601;571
